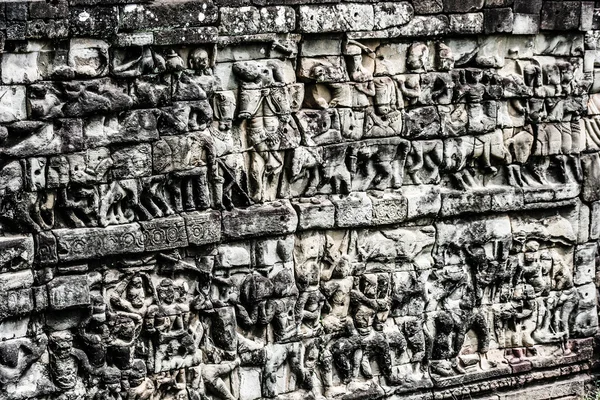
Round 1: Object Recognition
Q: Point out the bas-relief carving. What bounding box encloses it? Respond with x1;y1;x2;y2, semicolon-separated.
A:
0;26;598;400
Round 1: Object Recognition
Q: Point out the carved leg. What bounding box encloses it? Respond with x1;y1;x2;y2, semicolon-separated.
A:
480;139;497;174
572;154;583;182
288;343;311;390
424;145;443;182
194;173;211;209
371;160;393;190
203;363;238;400
531;157;550;185
392;141;410;188
262;346;287;398
169;178;184;213
249;151;265;203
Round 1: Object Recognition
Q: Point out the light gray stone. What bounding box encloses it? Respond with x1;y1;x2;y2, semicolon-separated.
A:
1;53;39;84
298;4;374;33
449;13;483;34
0;86;26;122
373;2;414;30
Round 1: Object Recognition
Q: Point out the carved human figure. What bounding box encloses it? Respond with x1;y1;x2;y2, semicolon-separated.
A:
233;60;291;203
505;125;536;187
395;75;421;107
320;252;354;334
112;46;166;77
211;91;249;209
174;48;220;102
465;244;501;305
347;274;398;384
436;42;455;71
407;43;430;72
150;279;190;343
0;334;48;385
107;313;141;371
550;255;579;344
307;63;351;109
295;259;325;336
262;343;311;398
454;69;486;103
188;361;240;400
49;330;98;398
92;367;123;400
406;140;443;184
543;64;562;97
443;131;507;189
426;248;490;376
59;185;99;227
79;296;110;368
126;360;155;400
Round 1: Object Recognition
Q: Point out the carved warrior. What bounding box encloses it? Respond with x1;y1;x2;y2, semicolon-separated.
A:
0;25;597;400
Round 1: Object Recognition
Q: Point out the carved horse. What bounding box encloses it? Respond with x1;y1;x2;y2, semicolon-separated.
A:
289;146;322;196
354;137;410;191
443;131;508;189
406;140;443;184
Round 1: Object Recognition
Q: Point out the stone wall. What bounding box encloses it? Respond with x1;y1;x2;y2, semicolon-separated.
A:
0;0;599;399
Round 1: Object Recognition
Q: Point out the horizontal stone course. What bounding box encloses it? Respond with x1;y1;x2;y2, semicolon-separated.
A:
0;2;598;400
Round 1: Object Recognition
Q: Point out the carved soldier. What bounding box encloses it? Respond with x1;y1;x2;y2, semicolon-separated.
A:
49;330;98;399
232;60;291;203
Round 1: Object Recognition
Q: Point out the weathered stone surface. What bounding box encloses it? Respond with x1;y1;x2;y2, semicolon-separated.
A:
298;4;374;33
140;215;188;251
29;0;69;20
373;2;413;30
0;3;596;400
54;224;144;261
540;1;582;31
0;86;26;123
183;210;221;245
484;7;513;33
1;53;40;84
333;192;373;227
413;0;442;14
120;2;218;31
397;14;448;36
47;275;90;310
69;7;118;38
220;6;295;35
443;0;484;13
153;27;218;45
0;234;34;272
292;198;336;230
449;12;483;34
222;201;297;239
113;32;153;47
513;13;539;34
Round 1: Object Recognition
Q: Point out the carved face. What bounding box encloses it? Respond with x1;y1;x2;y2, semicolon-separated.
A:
49;331;73;358
332;256;352;278
441;264;464;283
310;65;327;82
115;317;136;339
129;360;147;387
189;48;210;71
407;43;429;71
127;276;145;308
360;274;378;298
437;44;454;71
157;279;175;304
